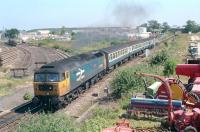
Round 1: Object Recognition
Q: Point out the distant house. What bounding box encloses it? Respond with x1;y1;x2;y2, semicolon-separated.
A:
19;32;37;42
37;30;50;35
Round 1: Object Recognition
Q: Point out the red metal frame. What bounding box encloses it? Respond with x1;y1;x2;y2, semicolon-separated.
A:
139;73;173;125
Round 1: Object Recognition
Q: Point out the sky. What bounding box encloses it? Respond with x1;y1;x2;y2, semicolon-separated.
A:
0;0;200;30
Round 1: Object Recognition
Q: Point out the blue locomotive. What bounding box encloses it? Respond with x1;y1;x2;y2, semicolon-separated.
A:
32;38;155;110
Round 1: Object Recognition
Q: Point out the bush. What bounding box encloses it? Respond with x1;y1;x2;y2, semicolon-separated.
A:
18;113;77;132
111;69;143;98
53;45;59;49
23;92;32;100
110;64;163;98
163;60;176;77
81;108;120;132
149;50;168;65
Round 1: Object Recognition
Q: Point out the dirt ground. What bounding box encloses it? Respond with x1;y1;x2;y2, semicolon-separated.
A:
0;83;33;111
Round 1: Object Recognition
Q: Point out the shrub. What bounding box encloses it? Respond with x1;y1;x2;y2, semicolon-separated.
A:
53;45;59;49
163;59;176;77
23;92;32;100
81;108;120;132
149;50;168;65
18;113;77;132
111;68;145;98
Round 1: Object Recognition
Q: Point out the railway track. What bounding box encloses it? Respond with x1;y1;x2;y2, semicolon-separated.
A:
16;45;32;69
0;48;18;67
0;101;43;132
7;44;70;76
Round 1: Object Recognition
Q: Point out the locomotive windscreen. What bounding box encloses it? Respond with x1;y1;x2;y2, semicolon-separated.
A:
34;73;59;82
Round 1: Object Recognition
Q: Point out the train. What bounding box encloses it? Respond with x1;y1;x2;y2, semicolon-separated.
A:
32;38;156;110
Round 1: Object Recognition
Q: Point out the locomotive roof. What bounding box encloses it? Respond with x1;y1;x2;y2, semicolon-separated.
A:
101;38;153;53
35;51;103;73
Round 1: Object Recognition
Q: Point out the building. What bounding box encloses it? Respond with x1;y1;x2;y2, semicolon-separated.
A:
37;30;50;35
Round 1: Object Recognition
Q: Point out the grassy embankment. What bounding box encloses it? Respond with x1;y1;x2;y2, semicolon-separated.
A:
29;39;129;55
18;34;189;131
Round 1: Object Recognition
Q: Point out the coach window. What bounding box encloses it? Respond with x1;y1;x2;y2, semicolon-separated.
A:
110;54;112;60
115;52;117;58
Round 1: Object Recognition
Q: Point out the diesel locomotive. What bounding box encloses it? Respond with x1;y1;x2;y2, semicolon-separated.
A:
32;38;156;110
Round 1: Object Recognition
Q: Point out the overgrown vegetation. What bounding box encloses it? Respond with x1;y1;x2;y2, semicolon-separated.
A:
18;114;77;132
0;77;30;96
149;50;168;65
79;39;129;53
23;92;32;100
163;60;176;77
81;108;120;132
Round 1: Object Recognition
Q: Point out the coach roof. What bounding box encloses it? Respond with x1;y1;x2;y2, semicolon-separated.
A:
101;38;153;53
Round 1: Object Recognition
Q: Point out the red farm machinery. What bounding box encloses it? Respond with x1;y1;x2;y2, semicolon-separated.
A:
103;62;200;132
126;72;200;132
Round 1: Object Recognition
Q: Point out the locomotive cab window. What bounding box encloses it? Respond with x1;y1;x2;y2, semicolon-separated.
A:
47;74;59;82
61;73;65;80
34;73;45;82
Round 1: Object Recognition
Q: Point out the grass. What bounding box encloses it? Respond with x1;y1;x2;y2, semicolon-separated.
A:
18;113;78;132
29;39;75;54
29;39;129;55
0;77;31;96
0;67;31;96
74;39;129;53
79;41;110;53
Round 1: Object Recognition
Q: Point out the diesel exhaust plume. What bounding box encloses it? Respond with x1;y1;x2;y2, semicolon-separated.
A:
112;1;150;27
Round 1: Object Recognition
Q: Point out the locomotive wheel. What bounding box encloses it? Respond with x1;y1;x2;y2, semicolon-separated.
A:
184;126;197;132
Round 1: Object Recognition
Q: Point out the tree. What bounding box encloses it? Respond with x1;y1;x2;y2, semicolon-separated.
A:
4;28;19;39
60;26;66;35
50;31;56;35
140;23;148;27
147;20;161;32
162;22;170;33
183;20;199;33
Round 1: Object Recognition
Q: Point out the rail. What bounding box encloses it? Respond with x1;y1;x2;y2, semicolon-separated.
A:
0;102;42;131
